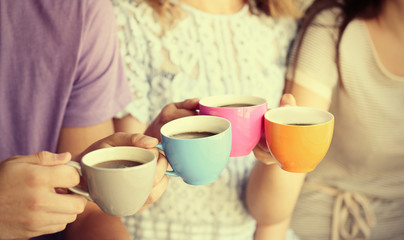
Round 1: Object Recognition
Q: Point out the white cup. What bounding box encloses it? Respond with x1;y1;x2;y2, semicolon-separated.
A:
66;147;157;216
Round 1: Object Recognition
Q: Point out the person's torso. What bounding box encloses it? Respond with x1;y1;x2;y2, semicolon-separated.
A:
114;1;297;239
292;17;404;240
0;1;84;160
308;19;404;196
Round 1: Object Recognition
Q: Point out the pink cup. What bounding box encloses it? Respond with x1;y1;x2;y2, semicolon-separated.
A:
199;95;268;157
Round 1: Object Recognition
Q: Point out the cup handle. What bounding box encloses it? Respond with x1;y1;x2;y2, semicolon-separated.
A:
155;143;179;177
65;161;93;201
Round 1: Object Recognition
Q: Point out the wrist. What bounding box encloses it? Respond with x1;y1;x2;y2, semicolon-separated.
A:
253;149;277;165
257;158;277;166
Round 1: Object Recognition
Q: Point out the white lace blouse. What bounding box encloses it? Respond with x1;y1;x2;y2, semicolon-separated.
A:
112;1;298;239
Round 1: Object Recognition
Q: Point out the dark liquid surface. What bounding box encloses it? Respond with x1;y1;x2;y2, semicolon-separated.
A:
218;103;255;108
94;160;143;169
170;131;217;139
287;123;316;126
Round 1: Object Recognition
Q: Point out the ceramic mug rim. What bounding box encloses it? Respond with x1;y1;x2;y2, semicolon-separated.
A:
199;95;267;109
160;115;231;141
264;106;334;127
81;146;157;172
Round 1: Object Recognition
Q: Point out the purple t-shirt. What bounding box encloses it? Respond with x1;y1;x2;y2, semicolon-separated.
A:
0;1;132;238
0;0;132;160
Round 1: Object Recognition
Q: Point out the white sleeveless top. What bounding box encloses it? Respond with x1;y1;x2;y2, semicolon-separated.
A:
112;1;298;239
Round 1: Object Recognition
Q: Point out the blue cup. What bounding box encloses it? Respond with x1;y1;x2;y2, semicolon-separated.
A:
157;115;232;185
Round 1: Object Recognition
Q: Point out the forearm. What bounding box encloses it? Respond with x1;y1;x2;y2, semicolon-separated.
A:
65;202;130;240
246;161;306;226
254;218;291;240
113;114;147;134
57;120;115;161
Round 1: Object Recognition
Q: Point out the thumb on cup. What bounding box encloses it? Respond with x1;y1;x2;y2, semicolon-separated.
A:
10;151;71;166
280;93;296;107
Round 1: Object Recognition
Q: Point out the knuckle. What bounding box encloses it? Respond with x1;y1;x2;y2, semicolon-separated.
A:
148;192;158;204
65;167;80;186
67;214;78;224
25;169;46;188
158;155;169;168
130;133;145;144
160;105;174;123
26;193;46;211
73;197;87;213
76;202;86;214
7;155;22;161
143;196;153;207
159;114;170;123
36;151;51;164
22;230;37;239
113;132;126;138
51;224;68;233
153;177;159;186
22;213;41;231
149;177;168;203
162;175;169;187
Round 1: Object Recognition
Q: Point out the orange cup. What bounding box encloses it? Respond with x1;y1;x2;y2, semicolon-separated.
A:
264;106;334;173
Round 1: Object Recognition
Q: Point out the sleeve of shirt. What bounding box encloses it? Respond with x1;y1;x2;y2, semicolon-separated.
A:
63;0;132;127
286;8;340;101
111;0;152;123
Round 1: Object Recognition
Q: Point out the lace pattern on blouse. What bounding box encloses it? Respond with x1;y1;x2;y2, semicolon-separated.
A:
112;1;298;239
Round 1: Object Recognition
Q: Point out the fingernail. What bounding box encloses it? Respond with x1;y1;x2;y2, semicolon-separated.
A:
142;136;157;145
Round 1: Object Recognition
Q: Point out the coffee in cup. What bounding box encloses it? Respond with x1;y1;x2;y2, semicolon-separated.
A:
170;131;217;139
218;103;255;108
94;159;143;168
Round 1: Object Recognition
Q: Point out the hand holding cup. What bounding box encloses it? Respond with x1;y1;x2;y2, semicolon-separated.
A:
145;98;200;141
139;99;232;185
65;133;169;216
253;94;297;165
0;152;86;239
